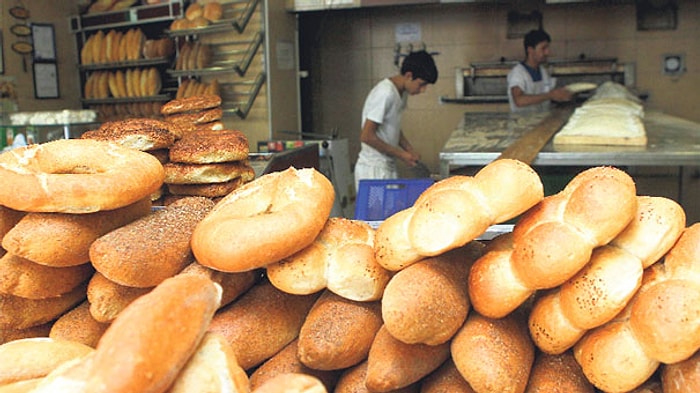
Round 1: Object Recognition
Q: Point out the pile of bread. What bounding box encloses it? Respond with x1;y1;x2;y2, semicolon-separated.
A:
80;28;175;65
0;145;698;392
169;1;225;31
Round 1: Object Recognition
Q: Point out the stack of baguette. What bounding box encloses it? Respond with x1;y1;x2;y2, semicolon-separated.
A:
169;1;225;31
81;28;175;65
0;150;698;392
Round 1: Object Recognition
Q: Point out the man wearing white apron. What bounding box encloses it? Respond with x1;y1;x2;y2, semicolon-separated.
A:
354;50;438;192
507;29;572;113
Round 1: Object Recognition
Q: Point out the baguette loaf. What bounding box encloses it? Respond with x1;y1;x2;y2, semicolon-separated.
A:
179;262;259;309
297;290;382;370
49;301;110;348
450;311;534;393
528;196;685;354
375;158;543;271
574;223;700;392
365;325;450;392
83;273;222;393
420;358;476;393
2;197;151;267
469;166;637;319
165;332;250;393
207;280;319;370
249;339;341;391
86;272;152;323
90;196;214;288
382;242;483;346
0;282;87;330
0;253;94;299
0;337;93;385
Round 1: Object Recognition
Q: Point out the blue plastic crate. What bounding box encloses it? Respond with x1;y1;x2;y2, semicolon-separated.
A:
354;178;435;221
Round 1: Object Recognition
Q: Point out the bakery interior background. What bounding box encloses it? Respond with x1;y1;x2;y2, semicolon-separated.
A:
0;0;697;174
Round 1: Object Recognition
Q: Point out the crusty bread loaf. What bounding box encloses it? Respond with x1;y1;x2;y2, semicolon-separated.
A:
203;2;223;21
165;332;250;393
574;223;700;392
524;351;594;393
334;361;420;393
528;196;685;354
83;273;222;393
375;158;543;271
49;301;110;348
252;373;328;393
249;339;341;391
2;197;151;267
267;217;391;301
450;311;534;393
86;272;152;323
297;290;382;371
0;337;94;385
0;321;52;346
382;242;483;346
0;253;94;299
90;196;215;288
420;358;476;393
207;280;319;370
469;166;637;319
185;2;203;20
661;349;700;393
179;262;259;309
0;282;87;330
0;206;24;241
365;325;450;392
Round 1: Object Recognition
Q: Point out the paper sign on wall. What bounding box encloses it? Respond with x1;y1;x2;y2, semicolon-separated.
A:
395;23;421;43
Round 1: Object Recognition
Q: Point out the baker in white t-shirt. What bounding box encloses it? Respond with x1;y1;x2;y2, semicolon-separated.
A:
354;50;438;192
507;29;572;113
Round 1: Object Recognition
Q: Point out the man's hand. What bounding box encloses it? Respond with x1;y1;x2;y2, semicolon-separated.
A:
548;87;574;103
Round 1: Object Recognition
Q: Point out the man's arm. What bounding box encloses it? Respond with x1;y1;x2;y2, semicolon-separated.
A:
360;120;418;166
511;86;573;108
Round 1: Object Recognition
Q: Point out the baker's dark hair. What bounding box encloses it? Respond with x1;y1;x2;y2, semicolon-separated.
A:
401;50;438;84
524;29;551;52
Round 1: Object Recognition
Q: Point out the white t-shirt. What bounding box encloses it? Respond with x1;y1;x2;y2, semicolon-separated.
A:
507;62;555;113
356;78;407;165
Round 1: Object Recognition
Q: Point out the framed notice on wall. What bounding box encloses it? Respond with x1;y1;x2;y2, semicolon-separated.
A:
33;62;59;99
31;24;57;61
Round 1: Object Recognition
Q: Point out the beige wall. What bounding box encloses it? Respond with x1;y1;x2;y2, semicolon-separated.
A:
302;1;700;174
0;1;82;112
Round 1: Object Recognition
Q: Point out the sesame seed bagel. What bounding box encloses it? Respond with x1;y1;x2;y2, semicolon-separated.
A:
0;139;165;214
163;160;254;184
191;167;335;273
160;94;222;116
169;129;249;164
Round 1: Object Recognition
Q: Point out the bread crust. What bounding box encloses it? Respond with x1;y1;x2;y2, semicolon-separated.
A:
49;301;110;348
163;160;254;184
0;337;94;385
167;177;248;198
2;198;151;267
86;272;152;323
191;168;334;273
0;253;94;299
0;139;164;213
168;129;249;164
0;282;88;330
90;197;215;288
161;94;222;115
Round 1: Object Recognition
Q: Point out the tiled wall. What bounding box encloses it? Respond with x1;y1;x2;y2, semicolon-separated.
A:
300;1;700;174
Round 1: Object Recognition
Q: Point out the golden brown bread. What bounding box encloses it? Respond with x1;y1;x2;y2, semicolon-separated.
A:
0;282;87;330
168;128;249;164
90;196;215;288
252;373;328;393
83;273;222;393
165;332;250;393
574;223;700;393
2;197;151;267
334;361;420;393
167;178;249;198
49;301;110;348
249;339;341;391
469;166;637;319
86;272;152;323
161;94;222;115
0;206;25;241
0;337;94;385
179;262;259;309
524;351;594;393
163;161;255;184
450;311;535;393
365;325;450;392
297;290;382;371
267;217;391;301
202;2;223;21
375;158;543;271
0;253;94;299
382;242;483;346
661;350;700;393
192;168;335;273
0;322;52;346
207;280;319;370
528;196;685;355
420;358;476;393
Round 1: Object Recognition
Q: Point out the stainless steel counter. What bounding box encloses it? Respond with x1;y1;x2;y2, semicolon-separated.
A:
439;111;700;177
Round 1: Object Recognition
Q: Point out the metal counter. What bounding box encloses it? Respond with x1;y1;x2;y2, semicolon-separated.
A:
439;111;700;177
